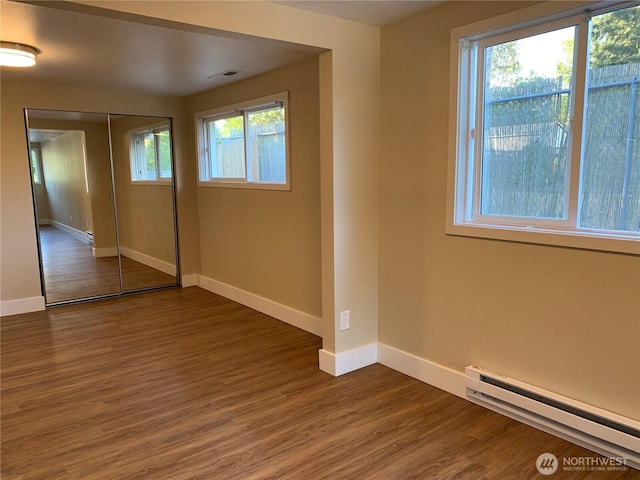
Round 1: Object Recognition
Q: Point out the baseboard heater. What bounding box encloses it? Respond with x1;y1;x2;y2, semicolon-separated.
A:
465;365;640;469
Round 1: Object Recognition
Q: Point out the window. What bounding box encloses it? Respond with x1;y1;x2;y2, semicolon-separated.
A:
449;2;640;254
129;124;172;182
196;92;289;190
30;145;42;184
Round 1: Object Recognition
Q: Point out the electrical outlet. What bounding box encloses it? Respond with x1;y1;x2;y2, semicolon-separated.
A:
340;310;350;330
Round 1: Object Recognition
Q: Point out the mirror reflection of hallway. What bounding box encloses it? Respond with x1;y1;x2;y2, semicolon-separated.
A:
26;109;180;305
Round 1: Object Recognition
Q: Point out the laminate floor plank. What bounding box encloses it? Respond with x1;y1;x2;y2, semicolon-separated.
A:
1;287;636;479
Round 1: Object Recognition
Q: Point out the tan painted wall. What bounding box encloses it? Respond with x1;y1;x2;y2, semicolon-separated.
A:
34;189;52;223
109;115;177;265
186;57;321;317
39;130;93;233
0;79;197;303
379;1;640;420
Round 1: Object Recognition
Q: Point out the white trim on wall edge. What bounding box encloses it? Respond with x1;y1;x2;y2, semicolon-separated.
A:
377;343;466;398
181;273;199;287
0;296;45;317
119;246;176;276
93;246;118;258
198;275;322;336
319;343;378;376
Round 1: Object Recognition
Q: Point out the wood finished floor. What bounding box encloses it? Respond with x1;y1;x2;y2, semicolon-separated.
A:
1;287;637;479
39;225;176;304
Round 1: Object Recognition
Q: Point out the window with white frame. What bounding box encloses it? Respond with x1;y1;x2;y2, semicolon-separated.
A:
196;92;289;190
449;2;639;254
129;124;172;182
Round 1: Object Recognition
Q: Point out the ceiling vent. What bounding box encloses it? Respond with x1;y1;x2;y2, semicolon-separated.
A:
208;70;242;80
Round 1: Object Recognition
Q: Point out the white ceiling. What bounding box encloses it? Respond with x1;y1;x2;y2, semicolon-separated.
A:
276;1;441;26
0;0;323;96
0;0;439;97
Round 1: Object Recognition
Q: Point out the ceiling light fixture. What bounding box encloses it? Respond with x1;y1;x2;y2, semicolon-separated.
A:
0;42;39;67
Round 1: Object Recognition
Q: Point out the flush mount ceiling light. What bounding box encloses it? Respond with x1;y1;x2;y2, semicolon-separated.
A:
0;42;40;67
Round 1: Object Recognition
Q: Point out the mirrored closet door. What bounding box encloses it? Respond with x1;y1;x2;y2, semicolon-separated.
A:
25;109;180;305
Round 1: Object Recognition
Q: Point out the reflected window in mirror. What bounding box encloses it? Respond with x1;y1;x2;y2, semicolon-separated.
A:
30;144;43;184
129;124;172;182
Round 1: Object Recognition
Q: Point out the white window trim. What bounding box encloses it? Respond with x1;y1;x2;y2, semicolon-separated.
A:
195;92;290;191
446;1;640;255
128;121;173;184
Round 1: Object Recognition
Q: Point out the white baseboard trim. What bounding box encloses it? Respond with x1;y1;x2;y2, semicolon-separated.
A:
119;246;176;276
378;343;466;398
51;220;90;243
317;342;465;393
181;273;200;287
92;246;118;258
198;275;322;336
0;296;46;317
319;343;378;376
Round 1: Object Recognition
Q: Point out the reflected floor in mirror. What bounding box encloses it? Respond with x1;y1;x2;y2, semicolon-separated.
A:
39;225;176;303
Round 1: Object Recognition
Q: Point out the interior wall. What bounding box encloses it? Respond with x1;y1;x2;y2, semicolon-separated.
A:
39;131;92;233
379;1;640;420
186;57;322;318
0;79;196;304
28;117;116;251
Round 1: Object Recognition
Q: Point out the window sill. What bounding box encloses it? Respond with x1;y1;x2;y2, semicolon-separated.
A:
131;180;172;186
446;222;640;255
198;181;290;192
